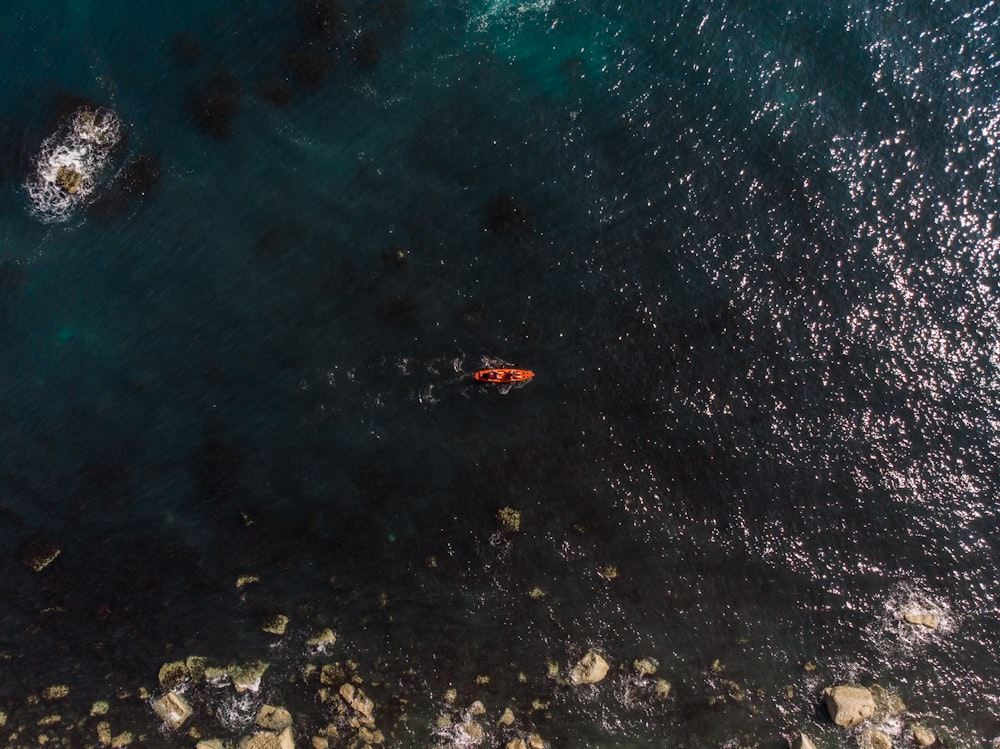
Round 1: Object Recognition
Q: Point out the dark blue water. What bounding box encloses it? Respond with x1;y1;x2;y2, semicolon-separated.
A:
1;0;998;746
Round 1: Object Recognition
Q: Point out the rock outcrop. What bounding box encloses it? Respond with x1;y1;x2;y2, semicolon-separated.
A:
152;692;192;730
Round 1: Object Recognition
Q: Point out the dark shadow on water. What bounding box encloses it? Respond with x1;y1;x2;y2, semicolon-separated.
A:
190;434;244;507
170;31;204;65
298;0;349;46
91;154;163;221
185;68;241;139
486;195;533;240
286;41;332;93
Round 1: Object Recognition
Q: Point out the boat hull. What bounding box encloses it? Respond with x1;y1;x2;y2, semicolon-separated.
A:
474;368;535;384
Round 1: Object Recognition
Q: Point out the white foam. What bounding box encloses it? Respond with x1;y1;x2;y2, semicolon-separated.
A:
24;106;123;224
213;690;260;731
468;0;555;33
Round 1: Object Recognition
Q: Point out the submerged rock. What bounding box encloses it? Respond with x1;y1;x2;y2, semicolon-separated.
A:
185;69;240;139
823;684;875;728
486;196;532;239
171;32;203;64
497;507;521;532
40;685;69;701
569;651;609;685
863;727;892;749
22;542;61;572
791;731;817;749
870;684;906;721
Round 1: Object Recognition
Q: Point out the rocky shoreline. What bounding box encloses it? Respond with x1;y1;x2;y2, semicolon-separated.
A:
0;607;962;749
3;522;967;748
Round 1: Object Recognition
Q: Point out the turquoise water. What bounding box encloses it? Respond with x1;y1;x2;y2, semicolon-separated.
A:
1;0;999;746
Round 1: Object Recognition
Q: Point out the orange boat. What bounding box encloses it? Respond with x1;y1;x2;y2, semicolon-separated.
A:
474;368;535;384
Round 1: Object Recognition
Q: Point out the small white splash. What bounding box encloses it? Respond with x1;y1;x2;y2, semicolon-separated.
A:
25;106;123;224
468;0;555;33
863;582;954;659
212;690;259;731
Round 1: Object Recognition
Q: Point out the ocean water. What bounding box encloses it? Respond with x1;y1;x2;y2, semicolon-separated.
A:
0;0;998;746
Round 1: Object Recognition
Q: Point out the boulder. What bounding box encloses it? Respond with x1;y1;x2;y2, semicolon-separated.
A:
158;661;189;689
256;705;292;731
864;728;891;749
153;691;192;729
186;655;207;682
912;726;936;747
791;733;817;749
55;165;83;194
459;721;485;743
498;707;515;726
262;613;289;635
870;684;906;721
338;683;374;718
232;661;269;693
633;658;657;677
823;685;875;728
21;544;62;572
241;727;294;749
569;651;610;685
305;628;337;651
319;664;344;686
40;685;69;701
902;610;939;629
